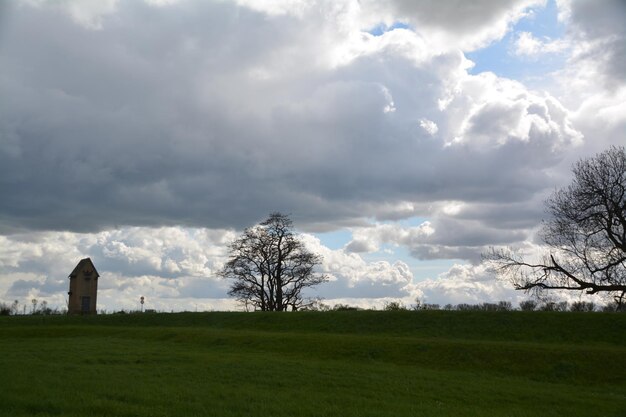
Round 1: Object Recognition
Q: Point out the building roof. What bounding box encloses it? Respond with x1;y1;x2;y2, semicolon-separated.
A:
69;257;100;278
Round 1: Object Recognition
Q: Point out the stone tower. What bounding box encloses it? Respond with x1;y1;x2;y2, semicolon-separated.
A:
67;258;99;315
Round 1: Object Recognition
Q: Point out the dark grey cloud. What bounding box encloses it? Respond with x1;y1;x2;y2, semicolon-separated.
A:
370;0;535;33
454;201;546;230
568;0;626;88
0;1;581;237
8;275;66;297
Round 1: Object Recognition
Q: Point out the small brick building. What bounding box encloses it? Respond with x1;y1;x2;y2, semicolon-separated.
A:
67;258;99;315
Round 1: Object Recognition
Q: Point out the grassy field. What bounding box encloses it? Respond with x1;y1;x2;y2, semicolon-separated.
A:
0;310;625;417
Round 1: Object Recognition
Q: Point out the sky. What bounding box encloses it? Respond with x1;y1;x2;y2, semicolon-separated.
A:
1;0;625;312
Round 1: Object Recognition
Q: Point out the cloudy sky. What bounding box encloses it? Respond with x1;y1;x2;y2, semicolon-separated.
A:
1;0;625;312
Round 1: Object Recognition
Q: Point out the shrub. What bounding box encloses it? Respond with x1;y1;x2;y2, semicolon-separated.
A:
0;303;10;316
456;303;472;311
540;301;569;312
302;299;330;312
480;303;499;311
497;301;513;311
383;301;406;311
332;304;359;311
570;301;596;312
519;300;537;311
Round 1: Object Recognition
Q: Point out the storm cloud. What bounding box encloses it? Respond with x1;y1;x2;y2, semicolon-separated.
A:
0;0;580;235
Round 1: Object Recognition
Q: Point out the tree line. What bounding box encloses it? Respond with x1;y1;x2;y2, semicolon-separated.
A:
310;299;622;313
0;299;63;316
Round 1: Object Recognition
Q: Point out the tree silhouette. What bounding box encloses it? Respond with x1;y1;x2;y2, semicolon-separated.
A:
220;212;327;311
487;146;626;308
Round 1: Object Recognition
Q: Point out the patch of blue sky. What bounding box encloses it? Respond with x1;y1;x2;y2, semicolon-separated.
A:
367;21;411;37
315;215;430;253
408;258;462;283
315;216;455;281
466;0;567;83
517;0;565;39
314;229;353;250
358;243;401;268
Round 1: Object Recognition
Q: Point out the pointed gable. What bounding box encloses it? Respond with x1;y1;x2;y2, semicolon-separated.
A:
69;258;100;278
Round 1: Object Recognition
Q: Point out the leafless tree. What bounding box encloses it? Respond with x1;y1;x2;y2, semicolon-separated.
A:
220;212;327;311
486;146;626;308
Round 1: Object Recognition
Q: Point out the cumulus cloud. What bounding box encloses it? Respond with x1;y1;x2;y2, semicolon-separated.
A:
416;263;522;306
544;1;626;170
419;118;439;135
565;0;626;88
301;234;417;300
0;228;427;311
344;214;531;264
0;0;584;236
513;31;568;57
359;0;542;51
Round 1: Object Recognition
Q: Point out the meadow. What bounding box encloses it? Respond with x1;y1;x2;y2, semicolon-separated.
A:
0;310;624;417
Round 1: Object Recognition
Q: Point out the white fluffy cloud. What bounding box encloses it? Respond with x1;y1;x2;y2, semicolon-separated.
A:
513;31;568;57
0;228;425;311
358;0;543;51
416;263;521;306
565;0;626;88
301;234;418;300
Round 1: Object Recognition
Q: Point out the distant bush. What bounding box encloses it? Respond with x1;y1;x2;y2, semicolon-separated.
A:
477;302;512;311
303;299;331;312
453;302;508;311
383;301;406;311
519;300;537;311
412;299;440;311
332;304;359;311
497;301;513;311
540;301;569;312
455;303;475;311
570;301;596;312
539;302;555;311
0;303;10;316
322;300;617;313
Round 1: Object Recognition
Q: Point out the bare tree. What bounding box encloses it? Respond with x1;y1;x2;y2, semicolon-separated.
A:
220;212;327;311
486;146;626;308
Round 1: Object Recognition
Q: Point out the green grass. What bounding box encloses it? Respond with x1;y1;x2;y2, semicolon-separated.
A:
0;311;625;416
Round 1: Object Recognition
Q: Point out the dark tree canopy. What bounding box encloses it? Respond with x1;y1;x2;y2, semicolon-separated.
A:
486;146;626;307
220;212;327;311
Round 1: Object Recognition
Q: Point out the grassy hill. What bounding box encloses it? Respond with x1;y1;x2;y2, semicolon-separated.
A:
0;311;624;416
